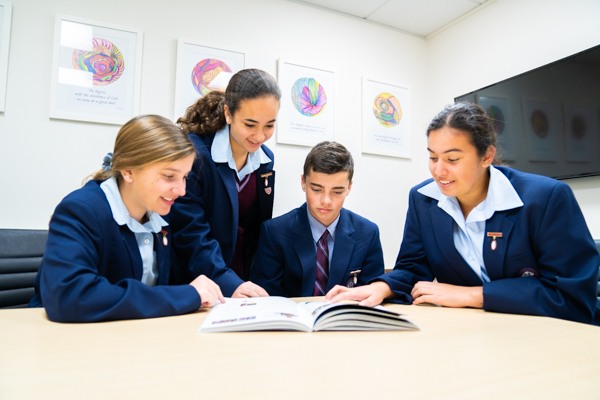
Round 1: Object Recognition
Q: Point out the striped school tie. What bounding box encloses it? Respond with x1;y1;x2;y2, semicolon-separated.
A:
313;230;329;296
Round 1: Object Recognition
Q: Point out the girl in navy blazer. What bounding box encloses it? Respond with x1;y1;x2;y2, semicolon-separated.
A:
30;115;225;322
328;103;600;325
171;69;280;297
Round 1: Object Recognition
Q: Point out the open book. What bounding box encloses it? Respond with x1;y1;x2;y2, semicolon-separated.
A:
198;297;419;332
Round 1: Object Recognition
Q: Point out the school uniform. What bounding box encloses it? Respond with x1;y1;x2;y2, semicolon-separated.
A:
377;166;600;325
170;126;275;296
29;179;201;323
251;203;385;297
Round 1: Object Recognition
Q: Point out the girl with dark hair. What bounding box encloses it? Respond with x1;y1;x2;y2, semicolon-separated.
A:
171;69;280;297
30;115;225;322
327;102;600;325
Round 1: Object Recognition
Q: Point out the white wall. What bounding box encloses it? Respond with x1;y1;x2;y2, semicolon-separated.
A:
427;0;600;238
0;0;430;268
1;0;598;269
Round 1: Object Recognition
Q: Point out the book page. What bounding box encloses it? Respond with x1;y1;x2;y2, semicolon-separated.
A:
199;297;312;332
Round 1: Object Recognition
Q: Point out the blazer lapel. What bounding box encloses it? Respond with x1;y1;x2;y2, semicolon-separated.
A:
327;210;355;291
429;206;481;285
120;226;143;281
257;167;275;223
155;229;170;285
216;163;239;234
483;212;515;281
292;204;318;296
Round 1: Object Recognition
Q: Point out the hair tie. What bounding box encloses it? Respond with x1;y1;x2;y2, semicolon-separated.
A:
102;152;113;172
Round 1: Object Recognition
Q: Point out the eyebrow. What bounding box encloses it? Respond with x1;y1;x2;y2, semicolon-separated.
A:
244;118;277;123
427;147;464;154
310;183;346;190
163;167;182;173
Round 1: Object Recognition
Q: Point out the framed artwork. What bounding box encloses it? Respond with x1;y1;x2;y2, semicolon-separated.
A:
277;59;334;147
477;95;515;160
174;39;245;121
521;98;561;162
563;104;598;163
49;14;143;125
0;0;13;112
361;77;411;158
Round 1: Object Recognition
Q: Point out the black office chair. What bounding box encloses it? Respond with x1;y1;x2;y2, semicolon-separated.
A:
0;229;48;308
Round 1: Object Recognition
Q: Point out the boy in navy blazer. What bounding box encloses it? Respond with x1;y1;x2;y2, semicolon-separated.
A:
250;142;384;297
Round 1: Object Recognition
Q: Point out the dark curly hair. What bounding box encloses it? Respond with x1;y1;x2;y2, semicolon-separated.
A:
177;68;281;135
427;102;501;164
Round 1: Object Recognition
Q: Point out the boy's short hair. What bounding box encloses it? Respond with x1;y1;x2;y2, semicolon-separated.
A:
303;141;354;181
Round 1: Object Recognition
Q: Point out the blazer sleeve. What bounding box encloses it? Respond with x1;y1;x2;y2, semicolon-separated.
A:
372;189;436;304
39;198;201;323
356;225;385;286
250;222;288;297
483;183;600;323
170;153;244;296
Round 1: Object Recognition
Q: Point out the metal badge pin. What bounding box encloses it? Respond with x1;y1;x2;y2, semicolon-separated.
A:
265;187;272;195
260;172;273;188
350;269;361;285
160;229;168;246
487;232;503;251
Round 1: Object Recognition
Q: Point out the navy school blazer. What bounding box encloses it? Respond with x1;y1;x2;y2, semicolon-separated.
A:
377;166;600;325
250;203;385;297
170;132;275;296
29;180;202;323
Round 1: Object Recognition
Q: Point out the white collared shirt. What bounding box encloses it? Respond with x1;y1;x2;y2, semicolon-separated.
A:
211;125;272;180
306;207;340;265
417;166;523;282
100;177;168;287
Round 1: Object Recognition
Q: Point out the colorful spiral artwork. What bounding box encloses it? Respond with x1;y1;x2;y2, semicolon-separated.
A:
72;38;125;86
372;93;402;127
191;59;232;96
291;78;327;117
486;105;506;135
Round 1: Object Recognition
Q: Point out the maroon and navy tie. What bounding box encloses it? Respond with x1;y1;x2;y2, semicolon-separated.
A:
313;230;329;296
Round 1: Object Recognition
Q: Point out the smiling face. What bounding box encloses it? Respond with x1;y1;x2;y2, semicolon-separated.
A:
224;96;279;156
301;170;352;227
120;154;195;222
427;126;495;211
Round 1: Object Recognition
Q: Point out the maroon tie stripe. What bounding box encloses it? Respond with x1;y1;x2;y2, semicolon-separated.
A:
313;230;329;296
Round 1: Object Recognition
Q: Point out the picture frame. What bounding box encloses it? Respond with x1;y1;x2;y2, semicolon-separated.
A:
49;14;143;125
361;77;411;159
521;98;561;162
277;59;335;147
476;95;515;161
174;38;245;122
0;0;13;112
563;104;598;163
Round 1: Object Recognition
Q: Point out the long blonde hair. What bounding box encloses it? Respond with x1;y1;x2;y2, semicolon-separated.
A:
90;114;195;183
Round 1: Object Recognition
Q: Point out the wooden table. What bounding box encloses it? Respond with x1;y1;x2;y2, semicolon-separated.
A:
1;299;599;399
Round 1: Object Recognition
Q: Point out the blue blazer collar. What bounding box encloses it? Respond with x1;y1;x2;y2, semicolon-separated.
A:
429;205;482;285
482;211;515;281
119;225;171;285
293;205;356;295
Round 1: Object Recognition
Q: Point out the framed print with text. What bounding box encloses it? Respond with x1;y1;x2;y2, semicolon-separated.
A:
0;0;13;112
174;39;244;121
49;14;143;125
277;59;334;147
362;77;411;158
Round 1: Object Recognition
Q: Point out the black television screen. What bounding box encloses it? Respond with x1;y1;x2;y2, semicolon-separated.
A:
455;44;600;180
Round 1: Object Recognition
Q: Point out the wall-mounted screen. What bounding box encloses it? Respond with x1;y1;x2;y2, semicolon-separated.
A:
455;44;600;180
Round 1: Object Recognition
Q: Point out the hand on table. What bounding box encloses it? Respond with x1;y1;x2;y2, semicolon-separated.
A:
189;275;225;307
325;281;393;307
232;281;270;298
411;281;483;308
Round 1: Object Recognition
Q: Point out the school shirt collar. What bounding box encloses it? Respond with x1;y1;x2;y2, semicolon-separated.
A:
211;125;272;180
100;177;168;233
417;165;524;225
306;207;340;243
